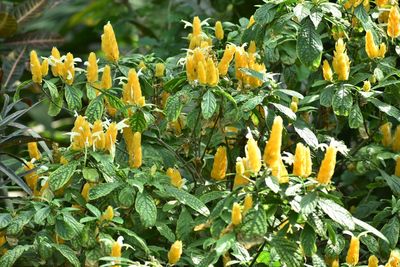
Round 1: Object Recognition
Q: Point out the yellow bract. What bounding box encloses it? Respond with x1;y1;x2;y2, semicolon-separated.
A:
101;65;112;90
215;21;224;40
380;122;392;147
100;205;114;221
317;146;337;184
322;60;333;82
166;168;183;188
332;38;350;81
231;202;242;226
87;52;98;83
388;6;400;39
346;236;360;266
28;142;41;160
365;30;386;59
155;63;165;78
168;240;183;265
101;22;119;62
30;50;46;83
62;52;75;85
246;131;261;174
123;69;145;107
368;255;379;267
211;146;228;180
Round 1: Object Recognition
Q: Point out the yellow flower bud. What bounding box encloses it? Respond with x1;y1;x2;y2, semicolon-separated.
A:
263;116;283;167
233;157;248;187
243;194;253;214
168;240;183;265
392;125;400;151
304;146;312;178
111;237;123;266
101;22;119;62
123;69;145;106
101;65;112;90
346;236;360;266
215;21;224;40
28;142;41;160
211;146;228;180
41;59;49;76
365;30;379;59
24;161;38;193
316;146;337;184
206;58;219;86
101;205;114;221
192;16;202;36
246;131;262;173
218;44;236;76
388;6;400;39
368;255;379;267
105;122;118;154
247;15;255;29
155;63;165;78
363;80;371;92
81;182;91;202
380;122;392;147
166;168;183;188
62;52;75;85
197;60;207;85
51;47;62;76
92;120;105;150
332;38;350;81
293;143;306;177
396;157;400;176
231;202;242;226
290;101;298;113
87;52;98;83
30;50;42;83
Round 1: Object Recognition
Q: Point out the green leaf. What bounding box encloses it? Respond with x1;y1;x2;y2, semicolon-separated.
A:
0;245;32;267
135;191;157;228
353;217;389;244
271;102;296;120
379;169;400;196
48;96;63;117
164;186;210;216
201;90;217;119
112;227;150;255
176;207;194;240
348;104;363;129
379;217;399;250
0;214;12;229
118;187;135;208
65;85;82;111
301;224;316;256
293;120;318;148
43;80;59;99
155;222;175;242
311;254;327;267
273;89;304;99
55;219;76;240
85;95;104;123
34;207;51;225
300;192;318;215
6;212;33;235
368;98;400;121
320;85;334;107
129;111;147;132
215;233;236;256
296;18;323;70
165;94;183;122
82;168;99;182
332;86;353;116
239;206;267;241
86;203;101;217
318;198;355;230
86;83;97;100
253;3;276;25
88;182;121;200
49;162;78;191
271;236;303;267
52;244;80;267
241;95;264;112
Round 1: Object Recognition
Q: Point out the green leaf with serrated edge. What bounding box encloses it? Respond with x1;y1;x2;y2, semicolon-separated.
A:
301;224;316;256
86;203;101;217
320;85;335;107
273;89;304;99
65;85;82;111
332;86;353;116
349;104;363;129
215;233;236;256
0;214;12;229
271;102;296;120
129;111;147;132
176;207;193;240
85;95;104;123
164;186;210;216
48;96;63;116
239;207;267;241
311;254;327;267
155;222;175;242
241;95;264;112
253;3;276;25
379;217;399;251
112;226;150;255
49;162;78;191
52;244;80;267
318;198;355;230
86;83;96;100
271;236;303;267
82;168;98;182
293;120;318;148
135;191;157;227
43;79;59;99
0;245;32;267
164;94;183;122
296;18;323;70
88;182;121;200
300;193;317;215
34;207;50;225
201;90;217;119
55;219;76;240
368;98;400;121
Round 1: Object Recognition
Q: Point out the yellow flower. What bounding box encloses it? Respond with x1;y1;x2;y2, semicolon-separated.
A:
155;63;165;78
111;236;123;267
387;250;400;267
293;143;306;177
101;65;112;90
105;122;118;154
24;161;38;193
211;146;228;180
346;236;360;266
168;240;183;265
263;116;283;167
186;55;196;81
363;80;371;92
365;30;379;59
92;120;105;150
304;146;312;178
380;122;392;147
30;50;42;83
41;59;49;76
392;125;400;151
290;101;298;113
233;157;248;187
215;21;224;40
28;142;41;160
231;202;242;226
218;44;236;76
192;16;202;36
376;0;388;7
81;182;91;202
51;47;62;76
388;6;400;39
378;43;387;58
246;131;262;173
166;168;183;188
87;52;98;83
71;116;92;150
101;22;119;62
332;38;350;81
243;194;253;214
316;146;337;184
206;58;219;86
248;41;256;54
197;60;207;85
247;15;255;29
368;255;379;267
396;157;400;176
131;132;142;168
101;205;114;221
62;52;75;85
234;47;248;82
123;69;145;106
